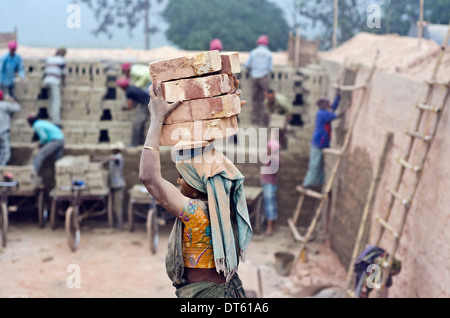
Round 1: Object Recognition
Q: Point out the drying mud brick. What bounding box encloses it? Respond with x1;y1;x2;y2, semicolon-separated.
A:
160;116;239;146
164;93;242;125
162;73;235;102
219;52;241;75
149;50;222;84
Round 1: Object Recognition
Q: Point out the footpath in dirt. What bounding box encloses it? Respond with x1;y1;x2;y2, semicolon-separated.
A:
0;213;346;298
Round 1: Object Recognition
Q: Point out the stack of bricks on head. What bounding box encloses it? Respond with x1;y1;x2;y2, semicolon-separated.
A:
148;50;242;147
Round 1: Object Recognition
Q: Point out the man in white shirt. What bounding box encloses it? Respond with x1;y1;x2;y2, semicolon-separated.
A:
0;90;21;165
245;35;273;126
43;47;66;126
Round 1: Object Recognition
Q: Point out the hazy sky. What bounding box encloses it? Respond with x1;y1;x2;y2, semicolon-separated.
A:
0;0;319;50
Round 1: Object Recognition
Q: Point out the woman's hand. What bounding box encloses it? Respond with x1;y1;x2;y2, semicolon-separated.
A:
232;76;247;107
148;81;182;122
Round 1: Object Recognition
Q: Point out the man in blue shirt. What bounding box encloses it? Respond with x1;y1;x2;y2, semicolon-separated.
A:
302;90;343;189
0;41;25;99
27;114;65;174
116;77;150;147
245;35;273;126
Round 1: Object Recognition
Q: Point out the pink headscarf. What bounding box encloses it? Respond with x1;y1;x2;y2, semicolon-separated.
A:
8;41;17;50
116;77;130;88
257;35;269;46
121;62;132;71
0;90;3;100
209;38;223;51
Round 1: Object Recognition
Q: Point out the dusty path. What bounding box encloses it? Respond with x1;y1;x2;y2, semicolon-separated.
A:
0;213;346;298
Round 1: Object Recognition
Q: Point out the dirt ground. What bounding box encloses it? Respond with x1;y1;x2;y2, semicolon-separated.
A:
0;211;347;298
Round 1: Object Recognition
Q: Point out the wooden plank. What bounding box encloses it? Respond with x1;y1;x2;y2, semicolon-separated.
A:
295;185;323;199
331;83;366;91
376;216;399;238
322;148;343;156
287;218;305;242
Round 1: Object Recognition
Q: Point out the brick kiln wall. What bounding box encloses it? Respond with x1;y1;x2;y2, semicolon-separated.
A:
321;57;450;298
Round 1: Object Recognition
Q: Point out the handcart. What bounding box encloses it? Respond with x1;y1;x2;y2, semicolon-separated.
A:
245;186;265;234
49;181;113;251
0;167;46;229
127;184;173;254
0;178;19;247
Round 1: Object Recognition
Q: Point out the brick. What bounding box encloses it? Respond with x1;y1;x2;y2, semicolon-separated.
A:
149;50;222;83
163;74;235;102
164;93;241;125
160;116;238;146
219;52;241;75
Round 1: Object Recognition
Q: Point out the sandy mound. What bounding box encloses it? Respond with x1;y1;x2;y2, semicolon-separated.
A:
320;32;450;81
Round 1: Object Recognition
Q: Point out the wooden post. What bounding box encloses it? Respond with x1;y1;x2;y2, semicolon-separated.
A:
418;0;424;47
344;132;393;297
144;0;150;50
294;26;301;69
333;0;338;49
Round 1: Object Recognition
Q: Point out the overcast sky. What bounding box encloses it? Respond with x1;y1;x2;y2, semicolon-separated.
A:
0;0;319;50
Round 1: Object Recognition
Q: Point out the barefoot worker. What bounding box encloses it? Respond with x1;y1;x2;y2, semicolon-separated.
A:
139;82;252;298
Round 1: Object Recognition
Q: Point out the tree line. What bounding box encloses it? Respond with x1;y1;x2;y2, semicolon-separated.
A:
78;0;450;51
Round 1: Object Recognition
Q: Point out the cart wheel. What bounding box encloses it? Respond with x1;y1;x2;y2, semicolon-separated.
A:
127;199;134;232
146;207;159;254
65;207;80;252
0;202;8;248
37;189;45;228
50;198;57;230
253;195;266;235
107;192;113;228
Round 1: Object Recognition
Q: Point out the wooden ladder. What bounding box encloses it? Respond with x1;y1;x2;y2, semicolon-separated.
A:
287;51;379;268
366;24;450;298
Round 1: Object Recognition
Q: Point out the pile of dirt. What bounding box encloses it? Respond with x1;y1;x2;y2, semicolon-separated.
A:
320;32;450;81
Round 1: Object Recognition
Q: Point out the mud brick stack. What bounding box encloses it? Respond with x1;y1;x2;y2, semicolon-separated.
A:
0;165;38;192
9;119;34;143
149;50;242;146
55;155;109;195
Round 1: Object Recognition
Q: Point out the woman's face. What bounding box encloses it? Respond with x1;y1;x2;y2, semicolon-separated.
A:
177;174;206;199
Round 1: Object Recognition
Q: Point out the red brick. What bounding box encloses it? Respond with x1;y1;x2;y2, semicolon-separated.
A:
219;52;241;75
162;73;235;102
164;93;241;125
149;50;222;83
160;116;238;146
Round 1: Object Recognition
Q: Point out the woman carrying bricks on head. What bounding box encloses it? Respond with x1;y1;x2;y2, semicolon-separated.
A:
139;82;252;298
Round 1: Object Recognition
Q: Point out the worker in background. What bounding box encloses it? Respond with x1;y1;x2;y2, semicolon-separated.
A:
245;35;273;126
116;77;150;147
0;90;21;166
121;62;151;91
0;41;25;99
209;38;223;51
302;89;343;190
92;141;126;230
26;114;65;174
43;47;67;126
264;89;293;150
260;135;281;236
